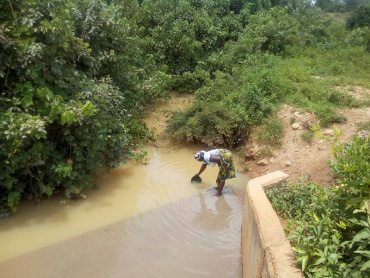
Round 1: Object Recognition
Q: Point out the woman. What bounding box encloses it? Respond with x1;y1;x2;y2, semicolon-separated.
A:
194;149;236;196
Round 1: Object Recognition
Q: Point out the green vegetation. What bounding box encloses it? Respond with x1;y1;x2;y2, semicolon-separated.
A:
301;130;315;143
1;0;369;275
239;115;284;158
254;116;284;147
166;3;370;146
266;129;370;277
347;1;370;30
0;0;170;212
1;0;369;218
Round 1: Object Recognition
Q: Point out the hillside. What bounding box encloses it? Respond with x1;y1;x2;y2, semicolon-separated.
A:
245;86;370;186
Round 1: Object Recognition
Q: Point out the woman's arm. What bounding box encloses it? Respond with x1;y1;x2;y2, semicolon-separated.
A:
209;155;221;165
196;163;207;176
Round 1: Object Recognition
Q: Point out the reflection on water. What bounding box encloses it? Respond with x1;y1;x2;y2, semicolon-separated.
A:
0;95;250;277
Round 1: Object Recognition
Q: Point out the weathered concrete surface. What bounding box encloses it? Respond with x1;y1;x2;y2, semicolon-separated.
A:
242;171;304;278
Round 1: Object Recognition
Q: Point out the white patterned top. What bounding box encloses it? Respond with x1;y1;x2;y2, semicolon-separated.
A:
202;149;220;167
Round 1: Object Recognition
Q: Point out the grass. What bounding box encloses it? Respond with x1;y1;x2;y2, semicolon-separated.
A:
275;46;370;126
302;130;315;143
357;121;370;133
253;116;284;147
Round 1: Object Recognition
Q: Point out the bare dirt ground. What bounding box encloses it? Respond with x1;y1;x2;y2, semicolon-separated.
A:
244;86;370;186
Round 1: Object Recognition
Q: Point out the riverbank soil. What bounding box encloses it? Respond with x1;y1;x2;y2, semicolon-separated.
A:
243;86;370;186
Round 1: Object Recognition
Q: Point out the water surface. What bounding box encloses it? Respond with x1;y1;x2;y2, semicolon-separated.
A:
0;95;249;277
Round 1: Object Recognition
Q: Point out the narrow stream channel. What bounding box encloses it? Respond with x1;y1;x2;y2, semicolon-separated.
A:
0;95;250;278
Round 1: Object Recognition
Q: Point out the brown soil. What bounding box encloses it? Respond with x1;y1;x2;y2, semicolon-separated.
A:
244;86;370;186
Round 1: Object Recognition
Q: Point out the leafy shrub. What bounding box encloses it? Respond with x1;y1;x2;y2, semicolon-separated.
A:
266;178;330;221
138;0;243;78
0;0;159;211
0;78;150;211
266;135;370;277
165;100;239;146
328;89;359;107
329;136;370;213
170;69;210;94
344;27;370;51
304;47;370;85
246;7;301;54
311;103;347;126
167;42;369;145
166;70;272;146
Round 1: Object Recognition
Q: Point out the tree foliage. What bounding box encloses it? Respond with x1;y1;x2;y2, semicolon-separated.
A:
0;0;169;212
346;2;370;30
1;0;370;213
165;1;369;146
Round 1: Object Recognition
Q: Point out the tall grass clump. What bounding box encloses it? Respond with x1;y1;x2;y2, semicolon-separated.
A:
253;116;284;147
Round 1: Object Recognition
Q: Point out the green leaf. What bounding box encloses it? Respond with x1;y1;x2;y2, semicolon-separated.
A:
313;257;326;266
42;185;53;196
61;110;77;125
360;260;370;271
360;199;369;213
328;253;341;265
22;94;33;107
311;212;320;223
82;101;94;117
354;250;370;258
353;228;370;243
301;255;309;271
37;87;54;101
332;233;340;245
336;220;347;229
65;187;80;198
4;177;18;189
292;247;306;255
7;192;20;210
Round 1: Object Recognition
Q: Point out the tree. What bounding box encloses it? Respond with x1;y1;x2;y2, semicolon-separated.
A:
344;0;366;10
346;2;370;29
0;0;167;212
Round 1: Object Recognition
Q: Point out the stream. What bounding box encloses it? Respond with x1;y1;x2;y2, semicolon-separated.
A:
0;95;250;278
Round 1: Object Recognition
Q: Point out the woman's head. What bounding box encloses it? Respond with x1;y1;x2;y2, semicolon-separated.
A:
194;151;205;161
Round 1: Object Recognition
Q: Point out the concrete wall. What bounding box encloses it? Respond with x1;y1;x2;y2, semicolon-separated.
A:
241;171;304;278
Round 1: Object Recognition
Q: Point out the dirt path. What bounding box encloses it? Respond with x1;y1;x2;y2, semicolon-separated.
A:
245;87;370;186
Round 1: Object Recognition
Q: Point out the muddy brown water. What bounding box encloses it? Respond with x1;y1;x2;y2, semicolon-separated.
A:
0;96;250;278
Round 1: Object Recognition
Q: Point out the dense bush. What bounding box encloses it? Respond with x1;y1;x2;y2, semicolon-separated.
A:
346;2;370;29
0;0;167;211
137;0;243;78
166;66;274;146
166;3;370;145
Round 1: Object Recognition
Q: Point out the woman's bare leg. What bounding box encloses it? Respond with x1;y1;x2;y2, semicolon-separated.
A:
214;180;225;196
